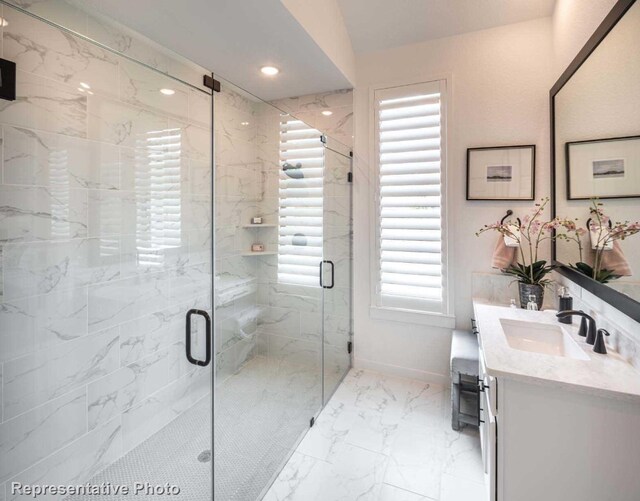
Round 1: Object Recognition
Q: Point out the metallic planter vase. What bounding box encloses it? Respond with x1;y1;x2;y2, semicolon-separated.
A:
518;283;544;310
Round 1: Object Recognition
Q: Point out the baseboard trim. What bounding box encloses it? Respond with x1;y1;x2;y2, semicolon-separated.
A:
353;357;449;385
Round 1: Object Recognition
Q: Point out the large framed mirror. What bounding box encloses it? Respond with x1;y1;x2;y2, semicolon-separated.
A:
551;0;640;322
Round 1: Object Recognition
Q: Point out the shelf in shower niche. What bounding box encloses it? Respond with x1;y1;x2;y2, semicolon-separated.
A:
241;224;277;228
241;251;277;256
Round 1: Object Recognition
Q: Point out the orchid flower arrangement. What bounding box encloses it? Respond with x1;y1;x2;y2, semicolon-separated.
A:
477;198;571;287
561;200;640;283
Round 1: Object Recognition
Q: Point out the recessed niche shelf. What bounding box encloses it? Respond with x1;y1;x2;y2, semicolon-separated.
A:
241;224;277;228
241;251;277;257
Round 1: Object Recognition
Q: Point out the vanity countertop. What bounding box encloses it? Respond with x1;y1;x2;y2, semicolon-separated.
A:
473;299;640;403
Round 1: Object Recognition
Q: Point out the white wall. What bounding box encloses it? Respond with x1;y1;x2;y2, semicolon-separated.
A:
281;0;356;85
552;0;619;78
352;18;554;382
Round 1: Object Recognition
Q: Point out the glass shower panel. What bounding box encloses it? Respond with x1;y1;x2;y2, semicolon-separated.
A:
322;143;353;403
0;4;213;500
213;78;324;500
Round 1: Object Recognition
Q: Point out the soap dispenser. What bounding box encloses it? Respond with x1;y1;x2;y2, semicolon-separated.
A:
557;287;573;324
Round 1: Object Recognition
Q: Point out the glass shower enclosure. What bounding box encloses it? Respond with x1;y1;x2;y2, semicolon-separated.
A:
0;2;352;500
212;79;353;500
0;2;214;499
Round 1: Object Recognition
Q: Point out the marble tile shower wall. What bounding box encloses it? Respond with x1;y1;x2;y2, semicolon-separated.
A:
3;0;209;93
270;89;354;148
251;101;324;379
213;90;324;386
245;90;354;391
0;5;212;497
213;87;353;389
213;85;262;383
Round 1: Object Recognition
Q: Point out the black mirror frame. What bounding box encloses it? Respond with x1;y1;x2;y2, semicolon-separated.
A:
550;0;640;324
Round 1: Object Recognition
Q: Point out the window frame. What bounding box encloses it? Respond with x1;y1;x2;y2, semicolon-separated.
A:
368;77;454;327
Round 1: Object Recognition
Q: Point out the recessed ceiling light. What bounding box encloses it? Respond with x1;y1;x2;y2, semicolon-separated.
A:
240;121;250;126
160;88;175;96
321;110;333;116
79;82;90;89
260;66;279;76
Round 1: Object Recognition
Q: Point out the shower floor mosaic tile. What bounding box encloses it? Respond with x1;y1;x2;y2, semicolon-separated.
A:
263;369;487;501
67;355;321;501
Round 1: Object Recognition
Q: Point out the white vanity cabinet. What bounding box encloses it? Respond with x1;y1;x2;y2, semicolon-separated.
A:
478;337;640;501
478;346;496;501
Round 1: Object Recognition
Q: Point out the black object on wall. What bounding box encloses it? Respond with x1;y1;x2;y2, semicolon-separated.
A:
550;0;640;324
0;58;16;101
203;73;221;92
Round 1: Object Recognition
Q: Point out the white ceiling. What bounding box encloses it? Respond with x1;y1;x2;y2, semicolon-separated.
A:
337;0;556;53
80;0;352;100
81;0;556;100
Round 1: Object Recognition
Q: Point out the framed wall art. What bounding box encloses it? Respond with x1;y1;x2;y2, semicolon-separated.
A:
566;136;640;200
466;145;536;200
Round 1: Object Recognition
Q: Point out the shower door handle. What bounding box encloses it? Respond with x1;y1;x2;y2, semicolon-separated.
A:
186;309;211;367
319;260;335;289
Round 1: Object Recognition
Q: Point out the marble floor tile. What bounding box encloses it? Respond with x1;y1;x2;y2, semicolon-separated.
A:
261;452;329;501
296;401;357;462
441;428;485;485
439;473;488;501
264;444;388;501
265;368;485;501
321;443;387;501
379;484;430;501
401;381;447;431
345;407;400;455
383;426;446;499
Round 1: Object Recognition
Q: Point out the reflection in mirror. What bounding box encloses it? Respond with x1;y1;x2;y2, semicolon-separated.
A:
554;0;640;302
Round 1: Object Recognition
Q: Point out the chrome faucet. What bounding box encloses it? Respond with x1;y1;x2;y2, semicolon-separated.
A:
555;310;597;345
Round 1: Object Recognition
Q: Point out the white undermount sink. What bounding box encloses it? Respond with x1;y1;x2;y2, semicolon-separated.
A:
499;318;590;361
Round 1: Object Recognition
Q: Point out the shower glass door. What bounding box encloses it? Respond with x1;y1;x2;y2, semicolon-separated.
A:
322;141;353;403
213;77;324;501
0;3;214;500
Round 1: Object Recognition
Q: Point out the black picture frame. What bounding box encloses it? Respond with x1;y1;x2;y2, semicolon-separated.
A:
466;145;536;201
550;0;640;324
565;135;640;200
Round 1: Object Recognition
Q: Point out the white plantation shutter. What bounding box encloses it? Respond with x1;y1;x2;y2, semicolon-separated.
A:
278;117;324;286
374;81;447;312
135;128;183;267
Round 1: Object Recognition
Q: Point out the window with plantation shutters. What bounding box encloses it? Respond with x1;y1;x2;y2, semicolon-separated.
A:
278;117;324;286
135;128;183;268
374;80;447;313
